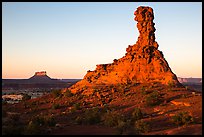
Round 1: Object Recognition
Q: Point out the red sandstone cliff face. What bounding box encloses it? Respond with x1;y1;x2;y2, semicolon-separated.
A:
70;6;181;93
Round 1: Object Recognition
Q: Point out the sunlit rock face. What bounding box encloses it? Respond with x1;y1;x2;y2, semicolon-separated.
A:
70;6;181;93
35;71;47;76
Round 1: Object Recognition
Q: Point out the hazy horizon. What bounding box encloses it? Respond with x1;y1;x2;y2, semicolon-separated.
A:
2;2;202;79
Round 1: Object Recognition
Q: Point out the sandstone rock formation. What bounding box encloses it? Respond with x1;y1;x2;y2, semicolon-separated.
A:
70;6;181;93
29;71;52;81
35;71;47;76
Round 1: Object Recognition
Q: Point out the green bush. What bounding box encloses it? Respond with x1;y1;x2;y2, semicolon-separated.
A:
145;91;162;107
23;115;56;134
102;110;132;135
31;116;45;126
45;116;56;127
141;90;149;95
168;81;174;87
172;111;194;126
73;103;81;110
141;86;145;91
135;119;150;134
102;111;118;127
116;119;132;135
75;108;101;125
64;89;73;97
131;108;143;121
83;108;101;124
24;121;42;135
29;115;56;127
102;111;125;127
25;115;56;134
75;116;83;124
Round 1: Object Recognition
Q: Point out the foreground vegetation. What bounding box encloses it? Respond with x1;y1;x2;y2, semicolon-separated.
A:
2;83;202;135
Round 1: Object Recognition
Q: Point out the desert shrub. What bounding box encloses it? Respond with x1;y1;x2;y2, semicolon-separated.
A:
22;93;31;101
23;115;56;135
116;119;126;132
64;89;73;97
73;103;81;110
145;91;162;107
117;83;124;92
75;116;83;124
30;116;45;126
51;89;62;98
102;111;118;127
141;90;148;95
134;119;150;134
141;87;151;95
102;111;125;127
102;109;132;135
75;108;101;125
141;86;145;92
85;108;101;124
52;103;60;109
24;120;42;135
131;108;143;121
115;119;132;135
172;111;194;126
168;81;174;87
45;116;56;127
30;115;56;127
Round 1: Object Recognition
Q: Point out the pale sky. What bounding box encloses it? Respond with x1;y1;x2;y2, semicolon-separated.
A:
2;2;202;79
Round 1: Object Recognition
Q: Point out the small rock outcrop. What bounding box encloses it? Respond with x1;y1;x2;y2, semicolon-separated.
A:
35;71;47;76
70;6;181;93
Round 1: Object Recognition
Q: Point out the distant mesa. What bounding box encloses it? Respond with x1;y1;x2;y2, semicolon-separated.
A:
29;71;52;82
70;6;182;94
2;71;80;89
35;71;47;76
177;77;202;84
